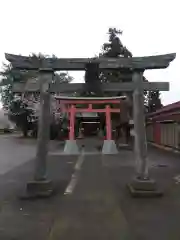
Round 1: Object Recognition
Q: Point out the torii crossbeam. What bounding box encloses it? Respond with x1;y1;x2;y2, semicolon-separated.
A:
5;53;175;70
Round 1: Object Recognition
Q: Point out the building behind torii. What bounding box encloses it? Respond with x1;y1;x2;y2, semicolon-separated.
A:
146;101;180;150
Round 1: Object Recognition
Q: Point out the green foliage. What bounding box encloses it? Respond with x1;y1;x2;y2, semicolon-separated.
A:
0;53;73;108
99;28;132;86
99;28;154;107
101;27;132;58
8;99;34;136
54;72;73;84
147;90;163;113
0;62;36;107
0;84;13;107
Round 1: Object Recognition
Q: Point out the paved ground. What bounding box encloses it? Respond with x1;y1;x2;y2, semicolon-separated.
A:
1;135;180;239
0;134;61;174
103;148;180;240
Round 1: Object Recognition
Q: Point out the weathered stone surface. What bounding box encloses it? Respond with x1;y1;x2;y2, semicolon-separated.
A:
5;53;176;70
127;177;163;198
64;140;80;155
12;81;169;93
127;183;163;198
20;180;54;199
130;177;157;191
102;140;118;154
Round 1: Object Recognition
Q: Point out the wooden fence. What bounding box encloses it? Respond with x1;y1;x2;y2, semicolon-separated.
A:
146;121;180;150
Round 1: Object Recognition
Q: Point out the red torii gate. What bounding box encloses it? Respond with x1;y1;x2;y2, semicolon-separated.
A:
55;96;124;154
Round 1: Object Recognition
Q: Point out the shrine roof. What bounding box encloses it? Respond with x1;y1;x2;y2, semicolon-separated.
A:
146;101;180;119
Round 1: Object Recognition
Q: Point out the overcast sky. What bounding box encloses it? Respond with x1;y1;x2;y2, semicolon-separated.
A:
0;0;179;106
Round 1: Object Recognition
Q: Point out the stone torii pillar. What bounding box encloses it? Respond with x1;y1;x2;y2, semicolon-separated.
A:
25;69;54;198
127;70;169;197
133;71;149;179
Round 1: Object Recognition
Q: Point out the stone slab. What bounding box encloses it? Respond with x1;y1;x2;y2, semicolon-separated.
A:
130;177;157;191
127;184;163;198
20;180;54;199
64;140;80;155
102;140;118;155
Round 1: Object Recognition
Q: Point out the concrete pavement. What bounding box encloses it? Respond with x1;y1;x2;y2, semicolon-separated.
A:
103;146;180;240
0;154;78;240
0;134;62;174
0;134;36;174
0;135;180;239
49;154;132;240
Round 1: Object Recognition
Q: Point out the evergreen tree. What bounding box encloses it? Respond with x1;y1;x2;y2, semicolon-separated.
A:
99;27;132;84
147;90;163;113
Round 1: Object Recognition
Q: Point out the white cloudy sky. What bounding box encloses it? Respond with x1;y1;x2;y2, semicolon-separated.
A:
0;0;179;106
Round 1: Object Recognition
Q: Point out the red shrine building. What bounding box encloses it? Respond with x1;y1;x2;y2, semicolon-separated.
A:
146;101;180;150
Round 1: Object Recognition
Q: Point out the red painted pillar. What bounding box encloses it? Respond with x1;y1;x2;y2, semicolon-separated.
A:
105;105;112;140
69;105;75;140
153;122;156;143
88;103;92;110
153;122;161;144
156;122;161;145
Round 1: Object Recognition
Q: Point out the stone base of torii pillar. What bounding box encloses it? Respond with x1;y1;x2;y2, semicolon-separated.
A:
127;177;163;197
20;180;54;199
102;140;118;154
64;140;80;155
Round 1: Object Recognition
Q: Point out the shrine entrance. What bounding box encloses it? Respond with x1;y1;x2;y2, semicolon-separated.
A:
55;96;123;154
6;52;176;197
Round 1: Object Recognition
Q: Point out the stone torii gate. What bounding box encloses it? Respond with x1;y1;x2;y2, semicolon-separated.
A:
5;52;175;198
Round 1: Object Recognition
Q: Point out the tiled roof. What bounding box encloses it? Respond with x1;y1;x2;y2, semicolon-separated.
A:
147;101;180;118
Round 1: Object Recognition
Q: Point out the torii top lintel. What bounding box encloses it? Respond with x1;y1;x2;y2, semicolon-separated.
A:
5;53;176;71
